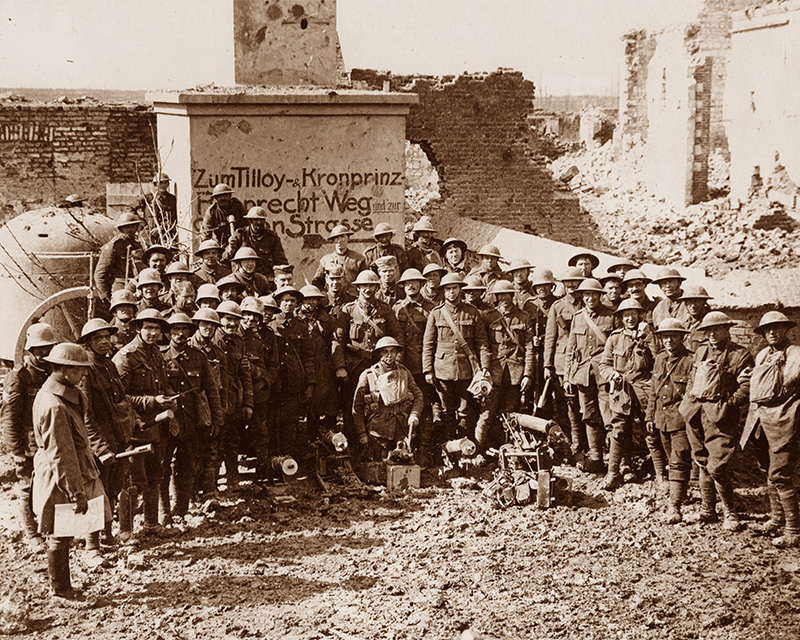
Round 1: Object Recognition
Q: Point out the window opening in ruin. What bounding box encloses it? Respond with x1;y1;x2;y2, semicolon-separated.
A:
405;141;441;213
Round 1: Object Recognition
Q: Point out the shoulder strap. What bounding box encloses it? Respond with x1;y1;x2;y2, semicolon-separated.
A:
359;302;386;339
496;312;524;352
581;310;608;344
653;357;684;398
441;305;481;371
366;369;379;394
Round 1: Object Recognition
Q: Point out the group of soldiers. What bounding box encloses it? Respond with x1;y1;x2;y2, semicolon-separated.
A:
3;180;800;601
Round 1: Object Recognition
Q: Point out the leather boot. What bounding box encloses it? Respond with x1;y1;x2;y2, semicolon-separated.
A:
83;531;106;569
698;469;718;523
48;546;79;600
716;480;741;531
225;454;240;490
19;492;39;538
158;478;172;525
142;485;160;530
665;480;688;524
202;468;218;499
757;482;785;534
585;422;606;474
118;488;134;544
773;488;800;548
602;436;622;491
173;480;191;517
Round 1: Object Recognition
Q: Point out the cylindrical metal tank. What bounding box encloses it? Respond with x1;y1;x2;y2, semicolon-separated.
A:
0;207;116;362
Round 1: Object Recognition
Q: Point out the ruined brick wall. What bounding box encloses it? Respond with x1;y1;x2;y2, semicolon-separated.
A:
0;102;156;209
353;69;602;248
619;30;657;147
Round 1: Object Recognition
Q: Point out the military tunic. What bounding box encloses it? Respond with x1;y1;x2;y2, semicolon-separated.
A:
95;232;143;300
224;227;287;278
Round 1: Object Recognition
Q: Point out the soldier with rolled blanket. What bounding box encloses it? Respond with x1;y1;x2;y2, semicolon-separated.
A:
353;337;423;462
741;312;800;547
646;319;695;524
565;278;615;473
599;299;660;490
679;311;753;530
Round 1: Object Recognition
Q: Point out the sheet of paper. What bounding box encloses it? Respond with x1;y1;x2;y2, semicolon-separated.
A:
53;495;105;538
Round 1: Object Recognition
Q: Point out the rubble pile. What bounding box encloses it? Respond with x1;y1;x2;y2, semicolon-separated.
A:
551;141;800;276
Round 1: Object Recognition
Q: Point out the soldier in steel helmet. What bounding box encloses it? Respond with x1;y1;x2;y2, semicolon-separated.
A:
544;267;585;457
405;217;443;272
679;311;753;531
333;270;405;456
136;268;170;314
213;301;254;491
192;239;231;286
113;310;176;535
742;311;800;547
296;285;339;443
94;212;144;303
440;238;469;277
1;323;56;550
365;223;407;274
188;308;229;498
646;318;695;524
134;172;178;244
421;263;446;306
652;267;690;328
467;244;504;291
200;183;247;247
679;285;713;352
353;337;423;462
108;290;138;355
33;343;110;602
422;273;491;443
224;206;287;279
478;279;535;452
160;314;223;522
231;247;272;297
599;299;660;491
239;297;279;479
505;258;535;309
312;225;367;295
565;278;615;473
394;268;439;464
269;287;316;459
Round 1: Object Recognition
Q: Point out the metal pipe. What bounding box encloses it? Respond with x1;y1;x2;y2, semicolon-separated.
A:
270;456;298;476
322;430;348;453
443;437;476;457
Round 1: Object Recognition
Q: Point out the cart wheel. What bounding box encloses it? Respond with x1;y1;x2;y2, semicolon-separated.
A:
14;287;93;364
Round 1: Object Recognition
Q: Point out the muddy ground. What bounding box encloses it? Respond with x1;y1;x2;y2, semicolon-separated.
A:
0;453;798;640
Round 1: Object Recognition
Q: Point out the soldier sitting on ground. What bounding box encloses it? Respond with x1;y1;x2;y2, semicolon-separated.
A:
353;337;423;462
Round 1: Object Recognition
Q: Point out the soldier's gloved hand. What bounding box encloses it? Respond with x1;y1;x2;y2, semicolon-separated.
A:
645;421;656;434
74;494;89;515
520;376;532;392
543;367;554;381
335;368;348;382
304;385;315;404
242;406;253;421
425;373;435;386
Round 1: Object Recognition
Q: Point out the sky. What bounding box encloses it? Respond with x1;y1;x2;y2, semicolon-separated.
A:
0;0;703;95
